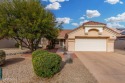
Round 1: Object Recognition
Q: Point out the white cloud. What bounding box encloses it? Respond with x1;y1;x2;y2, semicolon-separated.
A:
72;23;79;26
45;2;61;10
86;10;101;18
104;0;123;4
56;17;71;24
80;20;89;25
105;12;125;28
105;12;125;22
79;17;85;20
107;23;125;28
119;1;123;4
44;0;69;10
72;20;89;27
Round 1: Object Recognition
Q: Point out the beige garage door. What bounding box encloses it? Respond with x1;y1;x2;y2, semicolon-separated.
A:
75;38;106;51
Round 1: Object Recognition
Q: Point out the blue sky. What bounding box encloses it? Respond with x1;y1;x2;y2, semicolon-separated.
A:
41;0;125;29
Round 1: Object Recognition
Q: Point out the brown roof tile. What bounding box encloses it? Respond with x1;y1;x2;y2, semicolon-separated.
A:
109;28;121;34
67;21;120;35
83;21;106;25
58;30;72;39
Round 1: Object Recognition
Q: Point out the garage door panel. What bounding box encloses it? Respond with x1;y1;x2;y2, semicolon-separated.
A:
75;39;106;51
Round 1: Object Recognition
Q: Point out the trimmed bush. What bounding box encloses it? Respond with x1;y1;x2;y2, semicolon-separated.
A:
0;50;6;65
32;50;62;78
32;50;48;59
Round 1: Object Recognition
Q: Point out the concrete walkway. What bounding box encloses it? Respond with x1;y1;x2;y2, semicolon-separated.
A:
75;52;125;83
115;49;125;55
56;47;64;54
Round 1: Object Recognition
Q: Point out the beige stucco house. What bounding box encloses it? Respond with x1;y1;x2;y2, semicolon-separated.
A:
64;21;121;52
0;21;124;52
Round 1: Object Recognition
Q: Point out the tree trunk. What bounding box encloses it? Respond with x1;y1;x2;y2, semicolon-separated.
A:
19;40;23;50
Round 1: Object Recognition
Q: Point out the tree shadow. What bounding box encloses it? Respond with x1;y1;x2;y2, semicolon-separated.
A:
59;51;74;71
1;58;25;67
60;61;66;71
60;58;73;71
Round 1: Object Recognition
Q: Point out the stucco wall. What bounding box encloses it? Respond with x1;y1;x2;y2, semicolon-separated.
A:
68;27;117;39
67;39;75;51
67;26;118;52
0;39;16;48
0;38;49;49
107;39;115;52
114;39;125;50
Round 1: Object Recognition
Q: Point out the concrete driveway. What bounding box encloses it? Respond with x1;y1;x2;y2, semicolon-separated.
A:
75;52;125;83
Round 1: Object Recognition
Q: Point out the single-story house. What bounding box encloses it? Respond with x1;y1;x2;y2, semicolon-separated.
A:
58;21;122;52
1;21;125;52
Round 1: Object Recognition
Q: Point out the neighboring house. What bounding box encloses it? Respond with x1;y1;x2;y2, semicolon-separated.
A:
60;21;121;52
0;38;16;48
114;28;125;50
0;38;49;49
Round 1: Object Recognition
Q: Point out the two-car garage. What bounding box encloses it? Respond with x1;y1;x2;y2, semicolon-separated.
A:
75;38;107;51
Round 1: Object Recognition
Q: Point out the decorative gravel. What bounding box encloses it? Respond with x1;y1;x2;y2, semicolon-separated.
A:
0;54;98;83
0;48;30;55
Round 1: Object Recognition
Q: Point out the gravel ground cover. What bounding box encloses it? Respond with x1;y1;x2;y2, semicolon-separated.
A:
0;48;30;55
0;53;98;83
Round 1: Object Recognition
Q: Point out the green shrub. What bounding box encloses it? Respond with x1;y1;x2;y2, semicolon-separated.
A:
32;50;62;78
46;45;53;49
0;50;6;65
32;50;48;59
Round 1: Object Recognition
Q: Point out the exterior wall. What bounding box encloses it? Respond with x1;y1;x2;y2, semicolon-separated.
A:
107;39;115;52
0;39;16;48
88;30;99;35
65;39;68;49
0;38;49;49
84;27;103;34
68;27;117;39
68;27;85;38
67;26;118;52
67;39;75;51
114;39;125;50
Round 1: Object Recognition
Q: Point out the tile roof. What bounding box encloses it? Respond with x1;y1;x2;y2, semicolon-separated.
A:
58;30;72;39
58;21;121;37
115;28;125;35
67;21;106;34
109;28;121;34
83;21;106;25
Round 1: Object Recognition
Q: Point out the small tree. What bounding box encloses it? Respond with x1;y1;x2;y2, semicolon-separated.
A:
45;28;59;49
0;0;59;51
